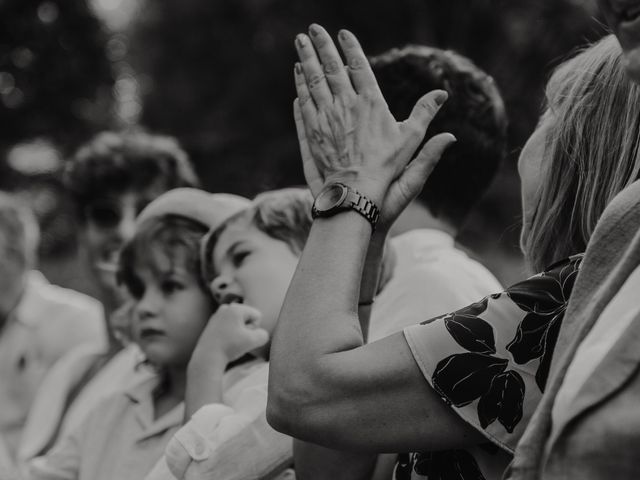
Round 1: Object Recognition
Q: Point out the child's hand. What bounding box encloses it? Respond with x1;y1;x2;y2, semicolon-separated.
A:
191;303;269;368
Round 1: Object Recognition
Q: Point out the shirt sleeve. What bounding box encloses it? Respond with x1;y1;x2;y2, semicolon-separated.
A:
403;254;583;453
26;423;82;480
146;366;292;480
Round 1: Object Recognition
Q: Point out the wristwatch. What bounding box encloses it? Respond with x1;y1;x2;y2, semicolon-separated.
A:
311;182;380;230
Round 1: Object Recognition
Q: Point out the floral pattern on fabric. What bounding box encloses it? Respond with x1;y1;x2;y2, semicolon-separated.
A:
398;254;583;480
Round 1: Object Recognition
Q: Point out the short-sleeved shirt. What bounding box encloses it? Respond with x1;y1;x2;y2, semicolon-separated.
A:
397;254;583;480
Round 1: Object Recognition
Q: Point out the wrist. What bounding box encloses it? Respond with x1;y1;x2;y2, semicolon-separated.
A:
368;230;388;252
322;173;389;208
188;349;228;378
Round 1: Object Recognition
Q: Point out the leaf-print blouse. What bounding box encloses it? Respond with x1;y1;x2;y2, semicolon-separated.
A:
397;254;583;480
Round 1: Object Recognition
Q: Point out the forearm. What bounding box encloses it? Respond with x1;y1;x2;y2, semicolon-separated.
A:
293;440;376;480
358;233;386;341
185;356;226;421
273;211;371;364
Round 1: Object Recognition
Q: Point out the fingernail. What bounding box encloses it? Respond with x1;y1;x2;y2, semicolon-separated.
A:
338;30;349;41
296;34;307;48
294;62;302;75
309;24;320;37
435;90;448;106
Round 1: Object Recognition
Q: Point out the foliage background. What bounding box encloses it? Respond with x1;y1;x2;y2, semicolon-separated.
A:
0;0;606;293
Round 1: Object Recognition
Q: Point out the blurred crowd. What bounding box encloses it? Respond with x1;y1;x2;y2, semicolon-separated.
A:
2;1;640;480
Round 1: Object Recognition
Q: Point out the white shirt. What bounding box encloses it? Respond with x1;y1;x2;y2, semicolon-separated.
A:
0;271;105;459
145;360;292;480
369;229;503;341
19;343;153;465
551;264;640;434
28;376;183;480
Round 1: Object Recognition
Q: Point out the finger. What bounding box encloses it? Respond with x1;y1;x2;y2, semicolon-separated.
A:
295;33;333;107
248;328;270;349
294;62;316;112
408;133;457;189
228;303;262;323
392;133;456;208
337;29;382;97
294;99;324;195
308;24;352;97
403;90;449;139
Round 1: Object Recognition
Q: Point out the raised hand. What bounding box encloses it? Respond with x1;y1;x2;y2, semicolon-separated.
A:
293;24;456;231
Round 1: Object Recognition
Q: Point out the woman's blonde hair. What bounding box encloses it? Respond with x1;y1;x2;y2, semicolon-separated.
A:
523;35;640;273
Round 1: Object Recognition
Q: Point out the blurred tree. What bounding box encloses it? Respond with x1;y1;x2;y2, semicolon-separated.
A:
0;0;115;157
130;0;605;283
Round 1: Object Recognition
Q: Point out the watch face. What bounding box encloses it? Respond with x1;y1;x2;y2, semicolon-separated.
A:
315;184;347;212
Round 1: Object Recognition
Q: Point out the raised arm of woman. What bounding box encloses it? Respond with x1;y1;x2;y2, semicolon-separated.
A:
266;25;474;453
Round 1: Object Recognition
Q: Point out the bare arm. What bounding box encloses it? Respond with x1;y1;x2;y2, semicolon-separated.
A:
269;211;482;452
289;232;386;478
185;304;268;419
268;24;467;454
294;441;377;480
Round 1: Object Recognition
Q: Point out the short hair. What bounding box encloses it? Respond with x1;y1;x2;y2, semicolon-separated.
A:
65;131;200;220
523;35;640;272
0;192;40;269
201;187;313;284
370;46;508;229
118;214;211;300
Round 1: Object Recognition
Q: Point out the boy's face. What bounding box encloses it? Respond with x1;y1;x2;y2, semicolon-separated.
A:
599;0;640;82
131;254;213;367
81;183;169;305
210;218;300;341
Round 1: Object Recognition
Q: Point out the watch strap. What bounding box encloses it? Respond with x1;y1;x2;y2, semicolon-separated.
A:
344;188;380;230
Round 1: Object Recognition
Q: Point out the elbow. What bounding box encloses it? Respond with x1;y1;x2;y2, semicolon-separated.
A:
266;369;351;445
266;375;315;437
266;392;295;436
266;396;338;445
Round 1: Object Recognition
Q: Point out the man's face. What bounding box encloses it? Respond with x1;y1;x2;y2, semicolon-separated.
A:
81;182;169;302
599;0;640;81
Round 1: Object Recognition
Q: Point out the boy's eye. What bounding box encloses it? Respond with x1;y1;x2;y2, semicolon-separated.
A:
231;250;250;267
161;279;184;295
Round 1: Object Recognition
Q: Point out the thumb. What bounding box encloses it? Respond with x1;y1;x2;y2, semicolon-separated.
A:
404;90;448;139
248;328;270;348
228;303;263;329
400;133;457;197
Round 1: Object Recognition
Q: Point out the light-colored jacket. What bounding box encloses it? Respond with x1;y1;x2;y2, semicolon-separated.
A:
507;180;640;479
